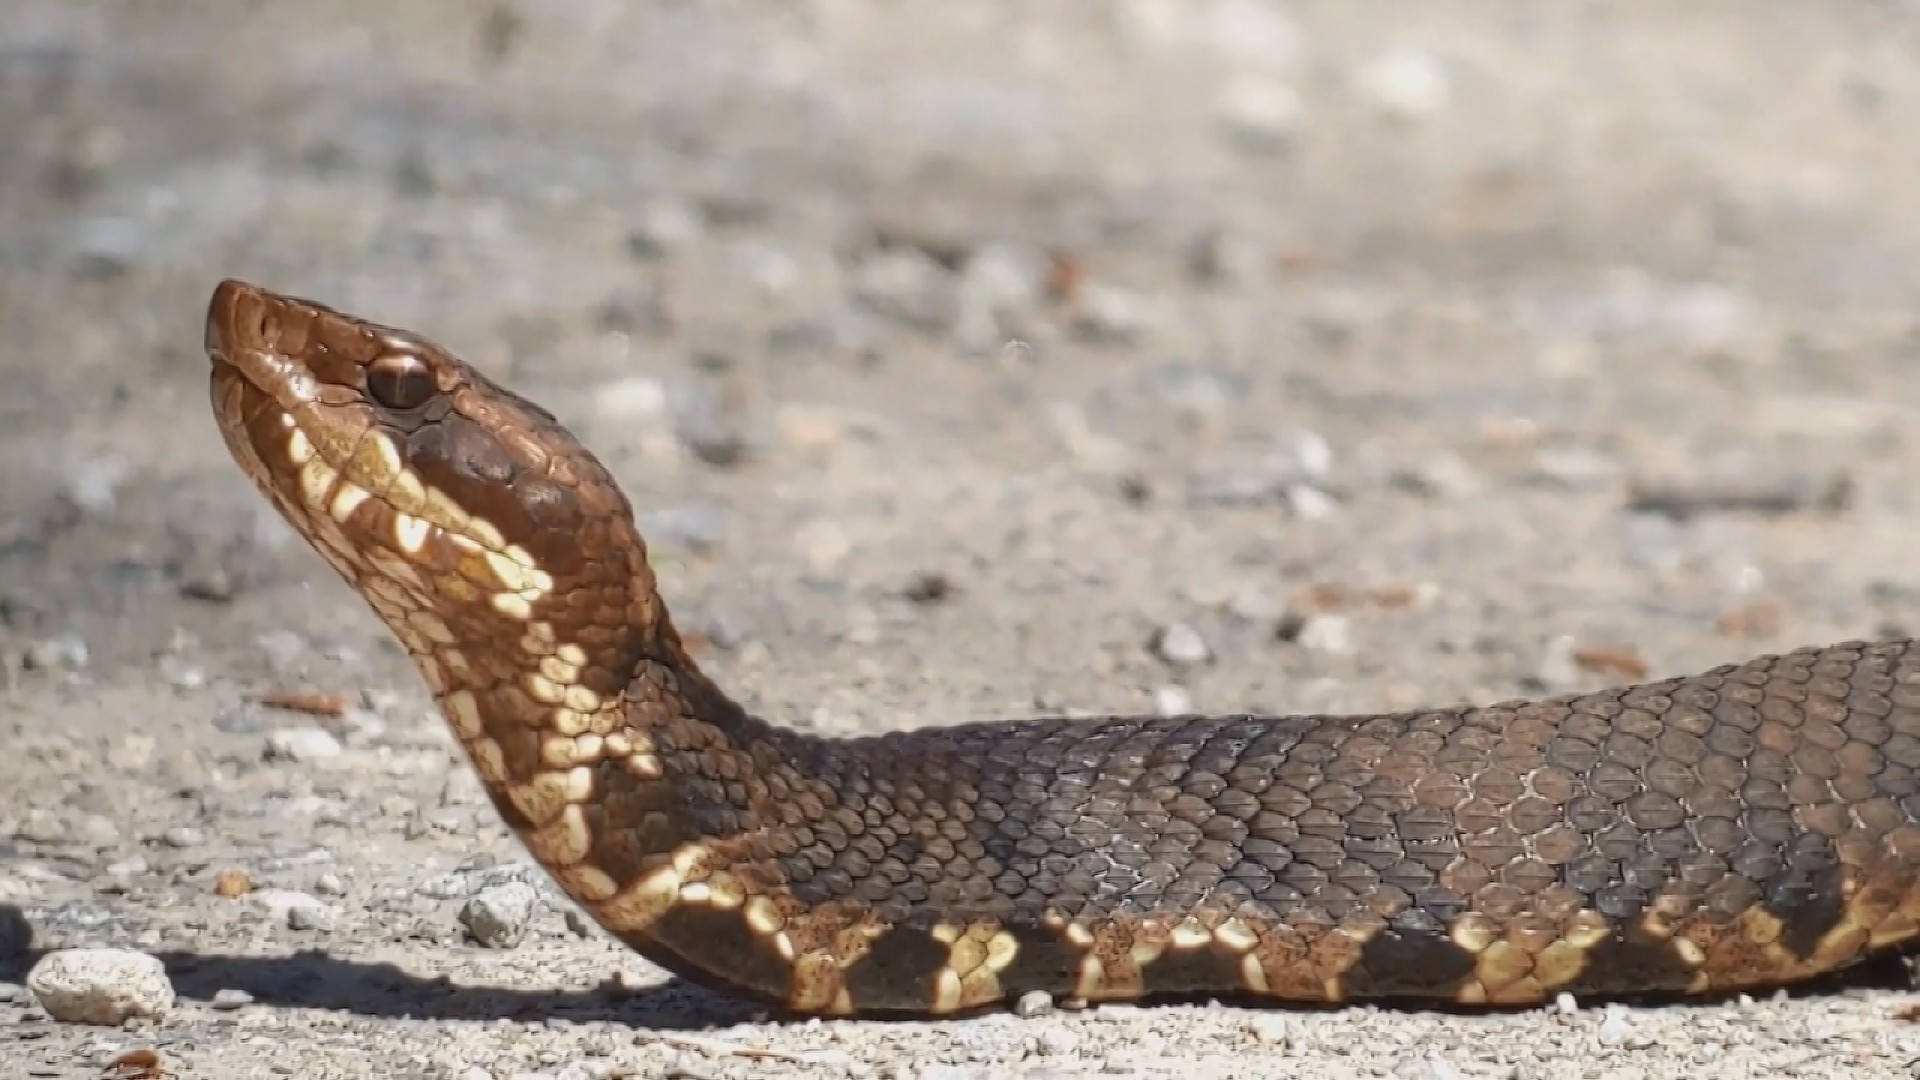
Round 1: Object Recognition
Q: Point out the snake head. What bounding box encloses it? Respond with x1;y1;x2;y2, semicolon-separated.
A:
205;279;655;695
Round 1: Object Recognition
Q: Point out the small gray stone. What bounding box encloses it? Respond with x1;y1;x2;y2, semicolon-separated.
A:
313;872;347;896
1295;613;1354;655
285;897;337;931
251;889;335;931
26;948;174;1024
1072;284;1154;345
460;881;539;948
1152;622;1212;666
625;196;704;258
162;826;204;848
264;726;343;762
157;654;206;689
1013;989;1055;1017
254;629;311;671
1286;483;1339;520
23;635;89;672
853;247;953;332
15;808;67;844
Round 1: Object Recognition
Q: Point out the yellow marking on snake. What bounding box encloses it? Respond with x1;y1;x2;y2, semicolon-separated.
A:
444;690;483;738
491;592;533;619
328;480;371;523
392;512;431;553
286;428;314;465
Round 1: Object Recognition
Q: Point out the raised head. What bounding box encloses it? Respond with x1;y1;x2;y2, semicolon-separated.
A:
203;279;667;720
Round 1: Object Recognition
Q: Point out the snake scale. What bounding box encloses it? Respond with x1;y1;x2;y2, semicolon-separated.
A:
204;278;1920;1016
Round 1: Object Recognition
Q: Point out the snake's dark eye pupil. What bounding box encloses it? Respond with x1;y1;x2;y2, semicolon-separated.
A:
368;354;434;410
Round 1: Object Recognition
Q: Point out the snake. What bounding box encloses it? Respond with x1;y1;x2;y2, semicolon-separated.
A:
203;278;1920;1016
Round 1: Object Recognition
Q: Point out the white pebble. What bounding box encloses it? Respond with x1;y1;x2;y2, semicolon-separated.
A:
1152;684;1194;716
1152;622;1212;666
1013;989;1055;1017
264;726;343;762
1217;76;1303;150
1034;1026;1080;1056
1355;48;1452;121
1596;1004;1634;1047
1296;613;1354;655
210;987;254;1010
1554;991;1578;1015
26;948;174;1025
162;826;204;848
313;872;347;896
593;375;668;421
1286;483;1339;521
23;635;89;672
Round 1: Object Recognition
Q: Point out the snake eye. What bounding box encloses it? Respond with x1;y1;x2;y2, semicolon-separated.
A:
367;353;435;410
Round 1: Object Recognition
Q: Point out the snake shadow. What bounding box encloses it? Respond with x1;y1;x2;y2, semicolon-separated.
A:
0;903;761;1030
1;904;1913;1027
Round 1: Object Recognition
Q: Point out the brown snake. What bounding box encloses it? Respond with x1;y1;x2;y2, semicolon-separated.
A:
205;279;1920;1016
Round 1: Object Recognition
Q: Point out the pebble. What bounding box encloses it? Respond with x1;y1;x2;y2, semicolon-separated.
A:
1242;1014;1291;1046
1534;634;1582;689
252;889;335;931
1033;1026;1080;1056
313;872;347;896
1013;989;1056;1017
1294;613;1354;655
1151;684;1193;716
592;375;669;421
1595;1004;1637;1048
209;987;254;1010
460;881;539;948
1392;1057;1464;1080
1071;284;1155;344
1555;991;1579;1015
1218;75;1303;150
24;635;89;672
26;948;174;1025
264;726;343;763
254;629;310;672
162;826;205;848
157;654;206;689
63;455;129;512
1151;622;1212;666
15;808;68;844
1286;483;1339;520
624;195;704;258
75;813;120;848
104;855;149;877
853;246;953;332
1355;48;1451;120
1186;227;1263;286
417;862;540;900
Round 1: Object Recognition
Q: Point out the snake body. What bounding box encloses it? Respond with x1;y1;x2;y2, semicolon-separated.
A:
204;279;1920;1015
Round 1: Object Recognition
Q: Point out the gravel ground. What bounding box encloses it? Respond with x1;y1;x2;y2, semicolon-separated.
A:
7;2;1920;1077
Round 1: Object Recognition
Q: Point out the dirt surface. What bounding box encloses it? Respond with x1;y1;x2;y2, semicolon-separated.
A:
8;2;1920;1077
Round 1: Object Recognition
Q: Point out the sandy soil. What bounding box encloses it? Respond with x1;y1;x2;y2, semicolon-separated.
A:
7;2;1920;1077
